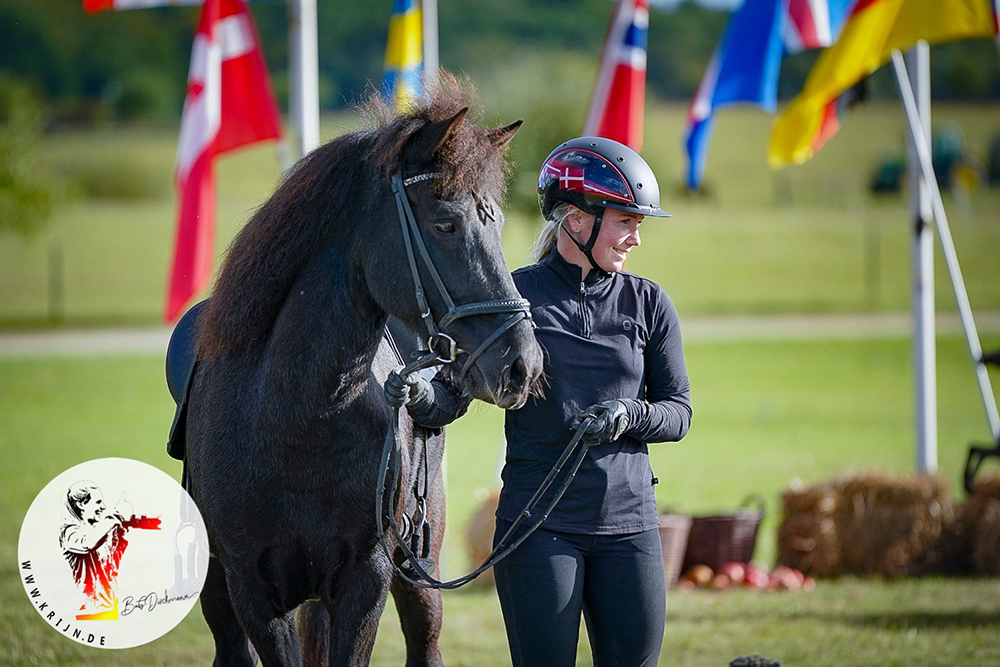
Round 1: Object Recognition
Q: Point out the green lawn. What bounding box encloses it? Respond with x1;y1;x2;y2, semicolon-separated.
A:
2;102;999;324
3;333;999;665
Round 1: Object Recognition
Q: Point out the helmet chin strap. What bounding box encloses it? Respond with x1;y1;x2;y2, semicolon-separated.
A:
559;208;605;272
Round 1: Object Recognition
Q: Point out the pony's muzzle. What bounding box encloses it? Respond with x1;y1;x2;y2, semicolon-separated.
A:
490;329;543;410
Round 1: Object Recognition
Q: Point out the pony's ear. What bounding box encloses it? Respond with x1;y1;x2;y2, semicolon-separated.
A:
487;120;523;147
416;107;469;160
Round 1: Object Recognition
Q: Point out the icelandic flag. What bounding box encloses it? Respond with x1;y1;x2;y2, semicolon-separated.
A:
583;0;649;151
165;0;282;322
683;0;853;190
383;0;423;111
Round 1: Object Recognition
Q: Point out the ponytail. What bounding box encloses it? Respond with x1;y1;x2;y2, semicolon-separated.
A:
531;203;575;264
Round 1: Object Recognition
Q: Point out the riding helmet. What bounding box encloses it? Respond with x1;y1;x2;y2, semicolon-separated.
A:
537;136;670;220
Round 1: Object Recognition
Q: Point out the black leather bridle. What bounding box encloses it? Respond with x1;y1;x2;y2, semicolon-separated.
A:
376;171;594;589
389;171;531;382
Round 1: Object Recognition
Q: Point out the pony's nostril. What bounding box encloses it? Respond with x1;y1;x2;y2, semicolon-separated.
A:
507;356;529;391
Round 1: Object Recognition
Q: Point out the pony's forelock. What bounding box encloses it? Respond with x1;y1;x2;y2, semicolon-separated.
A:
362;72;512;204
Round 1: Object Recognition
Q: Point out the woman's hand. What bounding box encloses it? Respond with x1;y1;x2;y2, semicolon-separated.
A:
577;400;630;445
384;370;433;410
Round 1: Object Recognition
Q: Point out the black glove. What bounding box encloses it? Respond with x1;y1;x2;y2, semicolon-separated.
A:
384;370;433;411
577;400;630;445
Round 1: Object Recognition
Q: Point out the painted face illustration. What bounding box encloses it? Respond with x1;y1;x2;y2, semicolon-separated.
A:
77;491;106;524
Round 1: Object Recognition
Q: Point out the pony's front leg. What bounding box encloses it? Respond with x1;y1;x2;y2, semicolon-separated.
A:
390;469;446;667
224;568;302;667
390;573;444;667
202;557;258;667
325;551;393;666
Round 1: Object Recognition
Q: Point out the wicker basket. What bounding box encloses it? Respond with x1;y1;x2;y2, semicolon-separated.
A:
658;513;692;588
681;495;764;573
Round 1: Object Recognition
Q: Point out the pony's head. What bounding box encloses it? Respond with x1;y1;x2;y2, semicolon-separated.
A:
363;78;543;409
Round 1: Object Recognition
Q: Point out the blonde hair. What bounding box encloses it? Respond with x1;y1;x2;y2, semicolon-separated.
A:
531;203;576;263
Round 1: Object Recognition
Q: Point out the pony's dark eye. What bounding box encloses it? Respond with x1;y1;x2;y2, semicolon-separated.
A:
434;221;456;234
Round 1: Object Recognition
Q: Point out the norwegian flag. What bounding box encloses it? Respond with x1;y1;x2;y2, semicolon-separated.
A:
783;0;837;52
583;0;649;151
164;0;282;322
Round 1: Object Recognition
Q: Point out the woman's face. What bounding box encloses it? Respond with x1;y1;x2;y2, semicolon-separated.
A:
571;207;643;273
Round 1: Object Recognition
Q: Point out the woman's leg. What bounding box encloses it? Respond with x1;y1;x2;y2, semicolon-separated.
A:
581;528;666;667
493;520;587;667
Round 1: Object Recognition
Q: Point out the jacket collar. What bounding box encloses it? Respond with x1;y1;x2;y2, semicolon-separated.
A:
542;247;612;290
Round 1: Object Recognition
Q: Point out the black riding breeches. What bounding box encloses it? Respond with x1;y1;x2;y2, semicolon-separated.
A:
492;519;666;667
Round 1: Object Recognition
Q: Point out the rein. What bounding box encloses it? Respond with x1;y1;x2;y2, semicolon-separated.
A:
376;171;592;589
376;372;594;589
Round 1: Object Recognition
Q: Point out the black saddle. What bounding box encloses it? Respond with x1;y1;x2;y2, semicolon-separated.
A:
166;299;210;461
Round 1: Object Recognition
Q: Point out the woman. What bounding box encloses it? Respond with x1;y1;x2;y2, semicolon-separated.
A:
386;136;692;666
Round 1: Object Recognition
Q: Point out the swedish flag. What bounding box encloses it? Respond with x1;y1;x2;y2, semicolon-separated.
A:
383;0;423;111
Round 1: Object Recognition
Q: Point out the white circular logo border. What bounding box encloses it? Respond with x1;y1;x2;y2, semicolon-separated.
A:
17;457;209;649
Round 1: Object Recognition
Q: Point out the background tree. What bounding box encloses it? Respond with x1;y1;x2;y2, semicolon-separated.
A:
0;76;56;237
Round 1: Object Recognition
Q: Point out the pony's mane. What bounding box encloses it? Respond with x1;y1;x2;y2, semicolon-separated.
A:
198;73;513;360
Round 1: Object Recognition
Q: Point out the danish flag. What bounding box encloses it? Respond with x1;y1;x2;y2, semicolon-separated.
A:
559;167;586;190
583;0;649;151
164;0;282;322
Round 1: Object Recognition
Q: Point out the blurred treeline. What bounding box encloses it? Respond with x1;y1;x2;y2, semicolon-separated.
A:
1;0;998;125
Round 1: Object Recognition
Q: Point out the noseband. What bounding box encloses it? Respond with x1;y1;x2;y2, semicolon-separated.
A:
390;171;531;383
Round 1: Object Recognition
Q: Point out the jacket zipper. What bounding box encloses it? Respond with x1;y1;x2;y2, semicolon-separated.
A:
579;281;591;338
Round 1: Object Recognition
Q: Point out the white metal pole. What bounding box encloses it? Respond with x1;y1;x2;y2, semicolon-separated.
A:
421;0;439;88
289;0;320;160
891;50;1000;444
903;42;937;473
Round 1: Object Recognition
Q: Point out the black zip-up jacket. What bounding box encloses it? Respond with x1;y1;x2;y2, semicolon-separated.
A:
410;248;692;534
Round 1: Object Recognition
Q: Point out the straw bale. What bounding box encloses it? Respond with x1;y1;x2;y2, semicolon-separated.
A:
960;473;1000;575
777;483;840;577
834;472;951;577
777;471;955;578
970;499;1000;575
464;489;500;586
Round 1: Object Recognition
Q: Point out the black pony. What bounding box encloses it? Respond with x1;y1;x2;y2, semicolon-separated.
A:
180;81;543;666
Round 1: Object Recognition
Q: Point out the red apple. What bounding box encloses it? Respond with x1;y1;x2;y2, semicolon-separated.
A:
711;573;732;591
744;564;769;590
684;564;714;588
720;562;746;585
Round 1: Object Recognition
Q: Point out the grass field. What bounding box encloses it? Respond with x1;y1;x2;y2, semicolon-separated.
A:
3;335;1000;665
2;100;1000;664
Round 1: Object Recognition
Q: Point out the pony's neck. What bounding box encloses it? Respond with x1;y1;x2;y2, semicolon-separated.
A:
262;238;390;414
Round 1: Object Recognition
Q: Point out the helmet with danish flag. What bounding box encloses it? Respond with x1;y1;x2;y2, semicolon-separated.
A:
537;136;670;220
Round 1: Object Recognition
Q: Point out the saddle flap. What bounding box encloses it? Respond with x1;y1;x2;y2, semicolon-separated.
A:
166;299;210;460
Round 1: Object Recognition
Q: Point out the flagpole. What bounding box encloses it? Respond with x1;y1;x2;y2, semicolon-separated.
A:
891;49;1000;448
289;0;320;160
903;41;937;474
421;0;439;87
